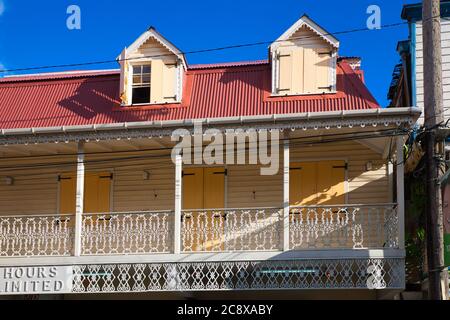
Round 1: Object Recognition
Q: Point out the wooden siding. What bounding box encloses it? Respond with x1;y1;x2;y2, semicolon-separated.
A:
290;141;390;204
0;140;390;215
415;19;450;124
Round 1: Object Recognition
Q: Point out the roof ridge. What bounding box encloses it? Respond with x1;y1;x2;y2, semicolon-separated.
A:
0;69;120;83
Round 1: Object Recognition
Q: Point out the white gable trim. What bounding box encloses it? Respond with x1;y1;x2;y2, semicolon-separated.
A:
270;15;339;50
117;27;187;69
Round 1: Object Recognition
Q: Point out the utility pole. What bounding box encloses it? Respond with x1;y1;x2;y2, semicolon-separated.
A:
422;0;449;300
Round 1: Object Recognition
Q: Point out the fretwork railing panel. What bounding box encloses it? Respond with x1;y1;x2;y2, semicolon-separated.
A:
181;208;283;252
0;214;74;257
82;211;173;255
289;204;398;250
72;258;404;292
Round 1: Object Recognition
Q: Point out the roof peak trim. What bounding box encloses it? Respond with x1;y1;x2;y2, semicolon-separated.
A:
117;27;187;69
270;14;340;50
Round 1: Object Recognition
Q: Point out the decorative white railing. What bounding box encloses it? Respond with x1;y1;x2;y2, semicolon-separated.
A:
0;204;399;257
82;211;173;255
181;208;283;252
0;214;74;257
289;204;398;250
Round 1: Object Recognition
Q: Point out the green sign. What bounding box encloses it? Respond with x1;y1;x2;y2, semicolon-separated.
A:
445;234;450;267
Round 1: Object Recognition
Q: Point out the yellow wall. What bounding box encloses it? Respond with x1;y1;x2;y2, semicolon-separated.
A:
0;140;390;216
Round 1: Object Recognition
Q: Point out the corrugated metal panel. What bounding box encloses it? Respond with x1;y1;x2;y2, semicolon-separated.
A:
0;61;379;129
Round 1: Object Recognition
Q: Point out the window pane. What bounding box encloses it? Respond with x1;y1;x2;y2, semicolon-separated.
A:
142;65;151;74
133;75;141;84
132;86;151;104
142;74;151;84
133;66;141;74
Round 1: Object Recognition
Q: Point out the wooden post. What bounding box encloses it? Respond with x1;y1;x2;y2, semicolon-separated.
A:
283;140;290;251
396;136;405;250
74;141;85;257
174;154;182;254
422;0;449;300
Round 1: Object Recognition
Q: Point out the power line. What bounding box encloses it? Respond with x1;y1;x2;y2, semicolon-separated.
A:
0;18;413;74
0;129;411;174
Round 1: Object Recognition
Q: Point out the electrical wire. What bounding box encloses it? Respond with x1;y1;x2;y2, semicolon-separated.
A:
0;16;422;75
0;128;411;176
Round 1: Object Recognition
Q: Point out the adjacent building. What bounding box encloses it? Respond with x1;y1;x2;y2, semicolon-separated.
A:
388;1;450;298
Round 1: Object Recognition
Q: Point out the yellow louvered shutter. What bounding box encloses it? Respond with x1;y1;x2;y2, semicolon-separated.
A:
162;61;177;102
278;49;292;94
291;48;304;94
303;47;317;94
316;48;331;93
150;59;164;103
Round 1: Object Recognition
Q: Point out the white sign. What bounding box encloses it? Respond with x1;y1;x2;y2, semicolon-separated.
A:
0;266;73;295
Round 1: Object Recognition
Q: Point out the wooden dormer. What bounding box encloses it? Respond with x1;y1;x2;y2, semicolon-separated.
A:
270;15;339;96
117;27;187;106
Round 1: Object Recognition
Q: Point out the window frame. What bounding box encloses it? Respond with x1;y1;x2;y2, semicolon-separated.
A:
130;63;152;105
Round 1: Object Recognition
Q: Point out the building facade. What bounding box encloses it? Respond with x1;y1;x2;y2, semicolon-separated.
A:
388;1;450;299
0;15;419;299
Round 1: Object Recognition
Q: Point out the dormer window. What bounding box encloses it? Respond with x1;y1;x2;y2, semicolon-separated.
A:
117;27;187;106
132;64;151;104
270;15;339;96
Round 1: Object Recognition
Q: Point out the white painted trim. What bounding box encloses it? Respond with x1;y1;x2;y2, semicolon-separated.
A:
388;162;394;203
396;136;405;250
174;154;182;254
331;50;337;92
119;28;187;70
270;15;339;51
0;107;422;137
283;140;290;251
74;142;85;257
0;249;405;267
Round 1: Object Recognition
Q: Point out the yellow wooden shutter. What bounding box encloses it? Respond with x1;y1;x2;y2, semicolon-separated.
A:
316;49;331;93
59;174;76;215
278;49;292;94
291;48;304;94
97;174;112;213
290;162;317;206
203;167;225;210
182;168;204;210
162;61;177;102
316;161;345;205
150;59;164;103
84;172;111;214
303;47;317;94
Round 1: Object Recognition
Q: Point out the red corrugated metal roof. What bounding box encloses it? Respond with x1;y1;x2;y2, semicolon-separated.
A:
0;70;120;83
0;60;379;130
189;60;269;70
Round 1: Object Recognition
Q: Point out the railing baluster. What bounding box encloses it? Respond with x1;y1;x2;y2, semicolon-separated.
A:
0;204;399;257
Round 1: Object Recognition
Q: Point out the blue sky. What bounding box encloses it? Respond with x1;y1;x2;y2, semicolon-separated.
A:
0;0;419;106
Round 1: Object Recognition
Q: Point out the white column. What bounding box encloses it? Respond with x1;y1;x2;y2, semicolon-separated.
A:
174;154;182;254
283;140;290;251
396;136;405;250
74;141;85;256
